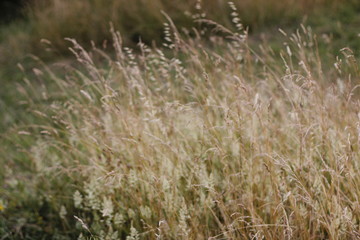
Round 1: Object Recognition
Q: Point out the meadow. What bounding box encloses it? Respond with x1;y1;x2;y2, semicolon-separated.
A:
1;0;360;239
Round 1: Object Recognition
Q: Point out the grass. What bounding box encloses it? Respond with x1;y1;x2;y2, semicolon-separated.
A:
1;0;360;239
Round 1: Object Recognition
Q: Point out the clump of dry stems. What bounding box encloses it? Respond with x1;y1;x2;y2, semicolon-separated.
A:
4;3;360;239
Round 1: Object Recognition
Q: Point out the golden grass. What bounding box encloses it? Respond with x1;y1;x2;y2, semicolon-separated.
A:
2;2;360;239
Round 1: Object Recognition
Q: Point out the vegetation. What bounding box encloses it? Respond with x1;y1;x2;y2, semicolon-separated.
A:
1;0;360;239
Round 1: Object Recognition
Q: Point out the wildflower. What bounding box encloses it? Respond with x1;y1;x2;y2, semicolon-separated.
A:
73;190;83;208
59;205;67;219
126;226;139;240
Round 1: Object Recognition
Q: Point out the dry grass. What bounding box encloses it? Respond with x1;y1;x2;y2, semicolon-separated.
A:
2;2;360;239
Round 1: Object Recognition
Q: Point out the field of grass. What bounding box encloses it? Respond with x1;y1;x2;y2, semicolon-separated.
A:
1;0;360;239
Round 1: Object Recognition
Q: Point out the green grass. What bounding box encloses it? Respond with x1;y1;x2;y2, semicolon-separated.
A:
1;1;360;239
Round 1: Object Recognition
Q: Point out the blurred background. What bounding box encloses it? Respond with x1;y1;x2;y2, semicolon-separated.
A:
0;0;28;24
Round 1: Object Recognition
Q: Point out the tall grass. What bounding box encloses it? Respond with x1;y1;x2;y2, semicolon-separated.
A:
2;4;360;238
